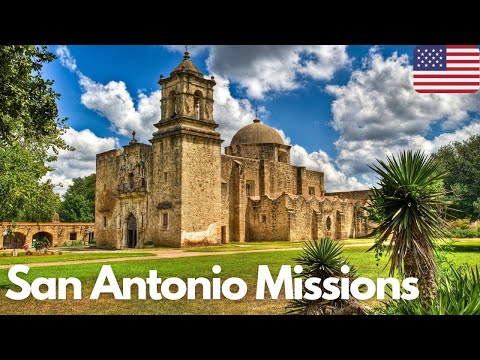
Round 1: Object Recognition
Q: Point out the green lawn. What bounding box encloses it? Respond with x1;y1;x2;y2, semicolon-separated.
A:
0;240;478;315
0;251;153;265
185;238;378;253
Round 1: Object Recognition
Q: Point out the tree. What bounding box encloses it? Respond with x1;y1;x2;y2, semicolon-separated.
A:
366;150;450;302
59;174;96;222
432;135;480;221
0;45;72;222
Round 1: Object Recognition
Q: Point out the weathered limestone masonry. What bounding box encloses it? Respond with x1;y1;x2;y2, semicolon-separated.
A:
0;220;94;249
95;52;371;249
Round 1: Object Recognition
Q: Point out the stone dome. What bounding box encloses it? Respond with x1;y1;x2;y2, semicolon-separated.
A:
230;119;284;146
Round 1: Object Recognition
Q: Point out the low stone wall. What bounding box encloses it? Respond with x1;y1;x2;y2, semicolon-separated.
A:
0;222;95;248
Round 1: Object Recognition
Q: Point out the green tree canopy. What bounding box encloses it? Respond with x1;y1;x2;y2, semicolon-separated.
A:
59;174;96;222
0;45;71;222
432;134;480;221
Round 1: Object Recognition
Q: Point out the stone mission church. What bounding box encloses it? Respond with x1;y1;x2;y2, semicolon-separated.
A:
95;52;370;248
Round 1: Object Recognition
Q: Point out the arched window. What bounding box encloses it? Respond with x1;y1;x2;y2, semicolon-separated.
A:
168;90;176;118
194;90;203;120
326;216;332;231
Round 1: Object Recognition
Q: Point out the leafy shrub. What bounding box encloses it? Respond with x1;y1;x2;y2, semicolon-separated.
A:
449;219;471;230
287;238;367;315
144;241;154;246
448;227;480;238
376;265;480;315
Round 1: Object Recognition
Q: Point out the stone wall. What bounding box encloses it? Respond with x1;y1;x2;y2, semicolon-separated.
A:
0;222;94;248
325;190;371;201
246;194;370;242
247;195;290;241
180;134;222;247
95;149;121;248
149;135;183;247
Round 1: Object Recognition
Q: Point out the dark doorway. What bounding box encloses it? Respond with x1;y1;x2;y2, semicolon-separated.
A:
127;215;137;248
221;226;227;244
3;232;26;249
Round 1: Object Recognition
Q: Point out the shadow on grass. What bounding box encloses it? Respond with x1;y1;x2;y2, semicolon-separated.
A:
440;245;480;253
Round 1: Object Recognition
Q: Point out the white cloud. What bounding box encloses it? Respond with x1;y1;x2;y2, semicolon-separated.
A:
56;45;367;193
206;45;351;99
326;48;480;181
56;46;163;143
78;74;162;142
45;128;119;195
212;75;257;147
166;45;351;100
290;145;367;192
56;46;77;72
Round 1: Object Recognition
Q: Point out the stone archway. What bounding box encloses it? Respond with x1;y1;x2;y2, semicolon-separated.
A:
127;214;137;248
33;232;53;246
2;232;26;249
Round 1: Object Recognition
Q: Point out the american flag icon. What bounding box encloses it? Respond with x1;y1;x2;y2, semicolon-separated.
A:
413;45;479;93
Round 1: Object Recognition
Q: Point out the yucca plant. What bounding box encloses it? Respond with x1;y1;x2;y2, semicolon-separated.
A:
376;265;480;315
366;150;450;302
287;238;366;315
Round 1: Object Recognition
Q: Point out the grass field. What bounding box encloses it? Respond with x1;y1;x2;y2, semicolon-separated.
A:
0;251;154;265
0;239;478;315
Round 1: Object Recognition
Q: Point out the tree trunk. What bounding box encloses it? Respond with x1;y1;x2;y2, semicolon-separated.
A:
404;250;437;303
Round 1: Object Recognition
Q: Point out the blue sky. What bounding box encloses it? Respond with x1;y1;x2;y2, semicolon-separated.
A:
44;45;480;194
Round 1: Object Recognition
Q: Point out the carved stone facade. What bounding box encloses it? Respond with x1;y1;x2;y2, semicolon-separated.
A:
95;52;370;248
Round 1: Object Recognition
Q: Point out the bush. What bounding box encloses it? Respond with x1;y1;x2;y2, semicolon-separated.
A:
144;241;154;246
287;238;367;315
376;265;480;315
448;227;480;238
449;219;471;230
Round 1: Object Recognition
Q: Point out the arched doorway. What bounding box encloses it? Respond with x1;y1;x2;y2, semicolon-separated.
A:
335;211;343;240
33;232;53;246
127;215;137;248
3;232;26;249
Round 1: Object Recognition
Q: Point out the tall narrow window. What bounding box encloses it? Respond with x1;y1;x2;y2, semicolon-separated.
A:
309;187;315;196
163;213;169;228
168;90;176;117
103;216;107;228
194;90;203;120
246;180;255;197
129;173;135;189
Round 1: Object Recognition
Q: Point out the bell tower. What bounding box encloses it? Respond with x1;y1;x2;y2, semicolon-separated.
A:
150;51;223;247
